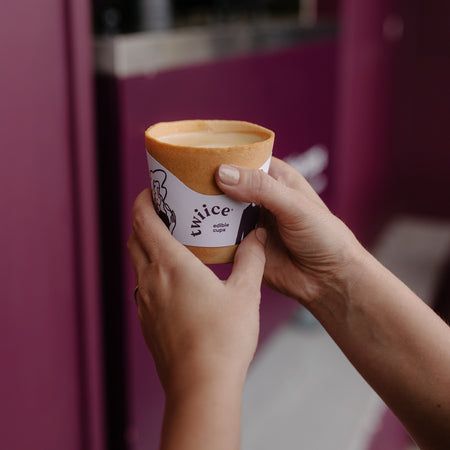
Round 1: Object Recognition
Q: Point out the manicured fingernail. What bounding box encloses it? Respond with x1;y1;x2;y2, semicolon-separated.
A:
218;165;240;185
255;227;267;245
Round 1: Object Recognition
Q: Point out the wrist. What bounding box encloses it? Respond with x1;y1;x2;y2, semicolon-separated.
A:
162;359;244;450
307;240;372;321
165;370;245;416
164;354;247;402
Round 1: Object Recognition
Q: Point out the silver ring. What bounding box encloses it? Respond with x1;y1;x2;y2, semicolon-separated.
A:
133;285;139;304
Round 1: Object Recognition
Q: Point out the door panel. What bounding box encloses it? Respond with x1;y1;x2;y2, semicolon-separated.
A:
0;1;103;449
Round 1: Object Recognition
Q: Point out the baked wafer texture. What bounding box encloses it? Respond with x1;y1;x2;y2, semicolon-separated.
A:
185;244;238;265
145;120;274;263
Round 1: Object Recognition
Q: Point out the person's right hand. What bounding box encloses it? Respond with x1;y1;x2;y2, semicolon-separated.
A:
216;157;366;306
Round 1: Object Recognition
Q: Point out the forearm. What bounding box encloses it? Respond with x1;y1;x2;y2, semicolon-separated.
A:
309;248;450;449
161;375;244;450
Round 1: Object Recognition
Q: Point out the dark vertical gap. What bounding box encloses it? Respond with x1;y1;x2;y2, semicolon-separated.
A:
62;1;90;449
96;75;128;450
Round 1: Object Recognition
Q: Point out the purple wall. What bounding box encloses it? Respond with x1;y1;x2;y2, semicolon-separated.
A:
391;0;450;218
0;1;104;450
333;0;399;243
334;0;450;245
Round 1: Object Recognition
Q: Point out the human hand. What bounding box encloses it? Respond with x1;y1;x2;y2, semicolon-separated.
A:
215;157;365;307
128;189;267;396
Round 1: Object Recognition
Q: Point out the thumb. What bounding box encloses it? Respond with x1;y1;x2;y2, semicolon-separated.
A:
216;164;299;219
227;228;267;292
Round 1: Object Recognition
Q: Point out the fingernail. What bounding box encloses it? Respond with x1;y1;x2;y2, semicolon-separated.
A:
218;165;240;185
255;227;267;245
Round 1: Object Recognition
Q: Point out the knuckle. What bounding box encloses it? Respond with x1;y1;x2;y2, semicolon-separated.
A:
284;171;299;187
161;258;183;280
140;288;153;306
149;259;173;285
131;195;142;218
132;209;147;233
131;194;150;230
239;243;265;266
251;170;271;204
290;188;302;205
139;269;161;301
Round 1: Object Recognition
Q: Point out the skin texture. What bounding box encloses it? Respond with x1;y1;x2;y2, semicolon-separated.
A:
129;157;450;450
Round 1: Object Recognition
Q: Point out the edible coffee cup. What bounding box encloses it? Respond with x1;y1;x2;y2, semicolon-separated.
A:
145;119;274;264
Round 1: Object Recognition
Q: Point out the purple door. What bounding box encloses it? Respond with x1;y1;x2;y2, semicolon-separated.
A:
0;1;104;450
334;0;450;245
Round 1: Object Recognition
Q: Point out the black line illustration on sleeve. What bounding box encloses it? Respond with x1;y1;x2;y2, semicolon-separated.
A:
235;203;260;244
150;169;176;234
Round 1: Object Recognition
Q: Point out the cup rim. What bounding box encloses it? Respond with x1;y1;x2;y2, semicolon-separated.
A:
145;119;274;151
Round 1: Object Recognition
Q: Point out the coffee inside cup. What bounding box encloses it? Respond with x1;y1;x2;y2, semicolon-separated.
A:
157;131;263;148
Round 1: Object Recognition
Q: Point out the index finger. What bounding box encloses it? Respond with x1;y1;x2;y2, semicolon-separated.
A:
269;157;327;209
132;188;188;260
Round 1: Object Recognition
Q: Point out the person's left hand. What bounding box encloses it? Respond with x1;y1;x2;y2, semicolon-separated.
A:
128;189;267;397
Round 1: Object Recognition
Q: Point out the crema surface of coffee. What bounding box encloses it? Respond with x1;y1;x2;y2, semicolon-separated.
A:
157;131;263;148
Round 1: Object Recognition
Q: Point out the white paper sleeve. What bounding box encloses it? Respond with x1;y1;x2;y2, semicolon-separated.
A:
147;153;271;247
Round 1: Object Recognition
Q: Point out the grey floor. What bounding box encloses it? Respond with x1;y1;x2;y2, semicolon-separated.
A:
241;217;450;450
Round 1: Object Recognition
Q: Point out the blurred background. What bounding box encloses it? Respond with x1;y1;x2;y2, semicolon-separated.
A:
1;1;449;450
